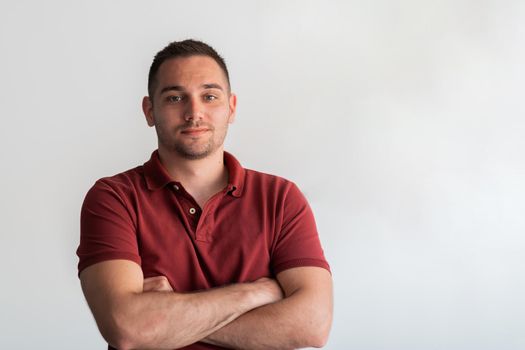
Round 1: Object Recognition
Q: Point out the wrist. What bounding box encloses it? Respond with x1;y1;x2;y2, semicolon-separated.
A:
243;278;283;309
235;282;267;312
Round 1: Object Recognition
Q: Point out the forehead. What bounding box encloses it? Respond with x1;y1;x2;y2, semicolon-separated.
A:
156;55;228;89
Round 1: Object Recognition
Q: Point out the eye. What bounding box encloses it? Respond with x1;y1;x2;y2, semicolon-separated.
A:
166;95;183;103
204;94;217;102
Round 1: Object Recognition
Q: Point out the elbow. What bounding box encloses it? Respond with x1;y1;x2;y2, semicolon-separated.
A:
107;337;133;350
303;311;332;348
99;316;137;350
309;330;329;348
99;307;159;350
305;324;330;348
290;324;329;349
100;327;133;350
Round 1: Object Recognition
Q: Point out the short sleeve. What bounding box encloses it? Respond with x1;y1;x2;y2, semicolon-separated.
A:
271;182;330;275
77;179;141;276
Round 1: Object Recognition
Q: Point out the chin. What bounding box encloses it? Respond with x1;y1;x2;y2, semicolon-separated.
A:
175;146;214;160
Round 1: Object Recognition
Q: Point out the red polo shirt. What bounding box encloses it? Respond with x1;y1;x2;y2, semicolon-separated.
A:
77;150;329;349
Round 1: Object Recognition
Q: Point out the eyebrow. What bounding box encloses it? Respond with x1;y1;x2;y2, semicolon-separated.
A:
159;83;224;95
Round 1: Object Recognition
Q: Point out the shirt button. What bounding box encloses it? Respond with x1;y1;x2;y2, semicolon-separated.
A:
173;184;179;190
189;207;196;214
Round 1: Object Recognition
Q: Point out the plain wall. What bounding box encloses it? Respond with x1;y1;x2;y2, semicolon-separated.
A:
1;1;524;349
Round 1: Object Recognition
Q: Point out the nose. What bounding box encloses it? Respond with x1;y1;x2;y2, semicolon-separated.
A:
184;96;203;122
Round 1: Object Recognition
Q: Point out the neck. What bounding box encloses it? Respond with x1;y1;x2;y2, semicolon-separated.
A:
157;146;228;207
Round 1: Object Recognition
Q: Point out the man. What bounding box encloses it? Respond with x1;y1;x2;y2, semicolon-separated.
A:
77;39;332;350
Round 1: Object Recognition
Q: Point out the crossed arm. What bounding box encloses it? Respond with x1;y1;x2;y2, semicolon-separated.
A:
80;260;333;349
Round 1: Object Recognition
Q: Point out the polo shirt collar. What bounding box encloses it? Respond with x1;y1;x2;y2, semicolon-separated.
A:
143;150;245;197
143;150;174;191
224;151;245;197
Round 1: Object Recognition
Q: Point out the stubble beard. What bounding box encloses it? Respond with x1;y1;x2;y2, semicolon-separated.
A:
158;122;228;160
173;135;214;160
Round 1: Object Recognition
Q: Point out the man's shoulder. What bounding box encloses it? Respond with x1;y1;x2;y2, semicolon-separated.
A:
243;168;300;194
87;165;146;197
244;167;290;184
79;165;147;219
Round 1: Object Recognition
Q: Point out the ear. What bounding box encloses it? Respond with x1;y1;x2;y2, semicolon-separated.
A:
142;96;155;127
228;93;237;124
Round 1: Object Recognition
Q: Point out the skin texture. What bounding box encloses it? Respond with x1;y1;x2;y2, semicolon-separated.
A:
143;55;235;160
80;55;333;349
143;267;334;350
80;260;284;349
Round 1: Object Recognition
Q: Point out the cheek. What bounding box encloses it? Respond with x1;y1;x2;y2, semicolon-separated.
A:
210;104;231;119
154;107;179;125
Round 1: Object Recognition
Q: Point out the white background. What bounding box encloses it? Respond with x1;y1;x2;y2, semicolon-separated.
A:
1;1;524;349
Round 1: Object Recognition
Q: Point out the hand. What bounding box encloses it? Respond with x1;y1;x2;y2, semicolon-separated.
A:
252;277;284;305
143;276;174;292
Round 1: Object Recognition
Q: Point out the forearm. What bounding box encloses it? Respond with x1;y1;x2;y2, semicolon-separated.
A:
111;282;267;350
203;288;332;350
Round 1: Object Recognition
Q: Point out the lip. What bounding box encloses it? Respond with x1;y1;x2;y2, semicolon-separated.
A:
181;128;209;136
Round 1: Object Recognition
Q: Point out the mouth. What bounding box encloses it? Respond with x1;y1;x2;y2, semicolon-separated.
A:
180;128;210;136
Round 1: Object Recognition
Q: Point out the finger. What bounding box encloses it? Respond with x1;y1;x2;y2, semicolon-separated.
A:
143;276;173;292
144;276;168;283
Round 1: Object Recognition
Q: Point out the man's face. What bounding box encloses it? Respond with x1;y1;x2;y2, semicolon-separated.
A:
143;55;236;160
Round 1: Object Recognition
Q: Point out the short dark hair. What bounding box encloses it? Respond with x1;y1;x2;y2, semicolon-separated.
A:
147;39;230;98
